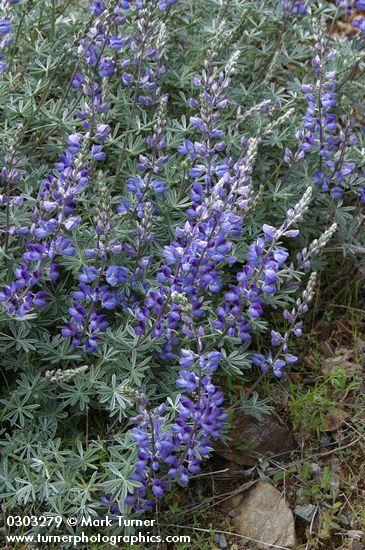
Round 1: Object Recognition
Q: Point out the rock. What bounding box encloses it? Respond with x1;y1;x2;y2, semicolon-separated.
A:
347;531;365;550
214;533;228;549
347;530;365;542
294;504;317;522
321;348;362;377
215;413;296;466
323;407;351;432
229;481;296;549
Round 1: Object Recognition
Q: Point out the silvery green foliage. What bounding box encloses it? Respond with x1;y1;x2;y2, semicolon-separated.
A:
0;0;364;526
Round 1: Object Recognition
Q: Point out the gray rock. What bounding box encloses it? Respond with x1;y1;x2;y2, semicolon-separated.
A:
229;481;296;549
214;533;228;549
218;534;228;549
215;413;296;466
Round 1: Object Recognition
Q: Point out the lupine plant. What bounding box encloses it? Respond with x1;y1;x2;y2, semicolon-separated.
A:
0;0;364;529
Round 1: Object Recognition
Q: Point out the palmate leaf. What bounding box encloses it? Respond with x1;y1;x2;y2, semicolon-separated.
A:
14;472;38;505
239;391;275;421
102;463;142;503
58;376;93;411
66;440;106;472
1;395;40;427
97;375;134;421
0;321;38;352
36;334;83;364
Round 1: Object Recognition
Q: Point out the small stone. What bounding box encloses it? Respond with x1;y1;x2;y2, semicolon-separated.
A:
347;530;364;541
214;533;228;549
229;481;296;549
218;533;228;549
228;510;236;518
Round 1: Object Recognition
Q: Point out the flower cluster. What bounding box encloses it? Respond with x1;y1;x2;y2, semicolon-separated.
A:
181;50;240;193
336;1;365;42
0;2;128;320
214;188;313;351
128;112;168;295
130;4;168;108
61;5;173;351
338;0;365;15
286;39;358;200
252;221;338;377
253;272;317;377
122;93;170;261
125;349;226;510
61;175;131;351
134;52;255;352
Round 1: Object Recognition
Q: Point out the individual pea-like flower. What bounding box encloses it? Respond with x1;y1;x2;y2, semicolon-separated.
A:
336;0;354;16
105;265;129;286
360;184;365;204
352;17;365;41
281;0;307;15
0;19;11;36
61;184;129;352
157;0;177;10
100;494;120;515
91;145;106;161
